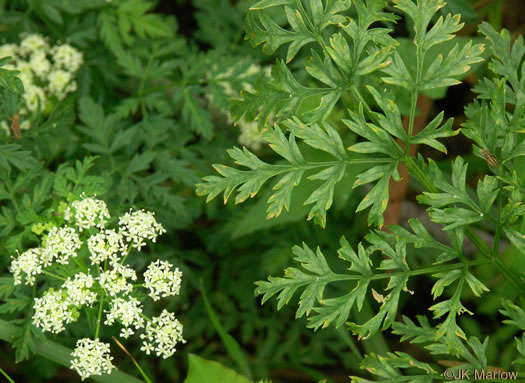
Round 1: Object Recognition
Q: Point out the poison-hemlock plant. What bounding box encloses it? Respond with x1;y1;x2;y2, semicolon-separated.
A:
9;194;184;380
197;0;525;380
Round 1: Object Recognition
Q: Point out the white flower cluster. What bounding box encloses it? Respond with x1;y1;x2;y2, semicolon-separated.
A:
119;209;166;250
87;229;125;264
33;289;76;333
10;248;42;286
140;310;185;359
10;226;81;286
144;260;182;301
105;297;144;338
64;194;111;231
0;34;83;136
70;338;114;381
9;195;185;380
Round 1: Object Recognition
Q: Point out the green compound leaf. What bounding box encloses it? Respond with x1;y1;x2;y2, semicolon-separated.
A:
478;22;525;93
197;120;371;227
409;112;458;153
255;242;336;318
231;60;339;128
420;41;484;91
350;352;436;383
352;162;400;228
0;145;39;173
384;0;484;92
500;299;525;330
307;239;372;330
348;273;409;340
0;57;24;94
246;0;351;63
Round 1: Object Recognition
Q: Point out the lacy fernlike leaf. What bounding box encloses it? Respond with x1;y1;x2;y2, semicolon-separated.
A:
429;275;475;354
478;22;525;93
197;124;361;226
384;0;484;92
500;299;525;330
500;300;525;365
247;0;350;62
351;352;436;383
254;242;335;318
306;239;372;330
394;0;460;51
231;60;338;127
409;112;458;153
420;41;484;91
348;273;409;340
418;158;500;230
388;218;458;263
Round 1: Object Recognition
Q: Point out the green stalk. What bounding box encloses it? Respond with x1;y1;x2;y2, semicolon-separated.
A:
200;279;252;380
112;337;152;383
95;292;105;339
0;367;14;383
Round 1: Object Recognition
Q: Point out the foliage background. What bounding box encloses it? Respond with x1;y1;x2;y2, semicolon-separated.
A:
0;0;525;382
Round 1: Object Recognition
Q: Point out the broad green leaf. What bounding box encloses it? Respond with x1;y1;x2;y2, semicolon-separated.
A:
503;228;525;256
184;354;250;383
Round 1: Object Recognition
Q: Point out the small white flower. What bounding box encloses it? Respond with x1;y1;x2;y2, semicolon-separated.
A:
87;229;126;264
143;260;182;301
119;209;166;250
62;273;97;307
29;51;51;78
104;296;144;338
42;226;82;265
20;34;48;55
98;264;137;297
10;248;43;286
64;195;110;231
33;289;75;334
140;310;185;359
70;338;114;381
51;44;83;73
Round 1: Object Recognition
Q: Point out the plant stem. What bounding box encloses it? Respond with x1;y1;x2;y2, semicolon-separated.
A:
95;293;105;339
42;271;66;281
0;367;14;383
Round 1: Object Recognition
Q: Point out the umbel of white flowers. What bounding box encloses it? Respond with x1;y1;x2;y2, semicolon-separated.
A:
0;33;83;136
9;194;185;380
